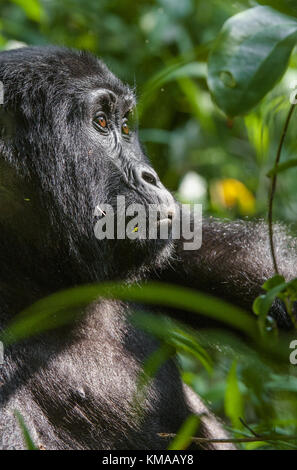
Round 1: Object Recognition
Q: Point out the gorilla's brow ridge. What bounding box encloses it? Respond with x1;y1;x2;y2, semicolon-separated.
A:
90;88;136;114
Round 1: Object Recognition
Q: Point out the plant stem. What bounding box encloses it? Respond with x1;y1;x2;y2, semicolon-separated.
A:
158;432;297;444
268;104;295;274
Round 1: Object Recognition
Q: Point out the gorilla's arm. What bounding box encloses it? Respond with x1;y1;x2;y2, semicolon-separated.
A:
159;218;297;328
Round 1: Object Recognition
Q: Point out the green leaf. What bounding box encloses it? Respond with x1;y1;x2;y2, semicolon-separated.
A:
137;343;175;394
253;279;287;317
253;276;287;338
11;0;44;22
14;411;38;450
0;282;258;346
224;361;244;429
253;295;269;317
139;61;206;114
170;330;213;373
285;278;297;300
262;274;286;290
207;6;297;116
253;294;279;340
267;158;297;176
167;414;200;450
257;1;297;18
132;312;213;373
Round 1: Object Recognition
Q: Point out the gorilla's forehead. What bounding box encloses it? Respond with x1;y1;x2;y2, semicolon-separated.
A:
0;46;134;105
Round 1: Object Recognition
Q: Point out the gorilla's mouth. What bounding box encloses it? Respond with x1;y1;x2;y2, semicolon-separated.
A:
96;206;107;218
93;204;175;241
133;212;173;233
158;211;174;224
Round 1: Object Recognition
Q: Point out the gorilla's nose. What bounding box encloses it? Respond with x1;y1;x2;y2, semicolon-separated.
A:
133;165;177;218
134;166;159;188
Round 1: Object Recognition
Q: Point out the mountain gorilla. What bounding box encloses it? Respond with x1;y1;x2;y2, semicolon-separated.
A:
0;46;296;450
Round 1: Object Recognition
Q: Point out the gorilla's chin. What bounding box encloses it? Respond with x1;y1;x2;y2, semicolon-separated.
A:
129;241;174;281
102;236;174;282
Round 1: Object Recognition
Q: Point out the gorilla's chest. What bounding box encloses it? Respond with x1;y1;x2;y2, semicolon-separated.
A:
2;300;188;449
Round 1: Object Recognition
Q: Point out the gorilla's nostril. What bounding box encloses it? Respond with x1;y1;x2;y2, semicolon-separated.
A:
142;171;157;187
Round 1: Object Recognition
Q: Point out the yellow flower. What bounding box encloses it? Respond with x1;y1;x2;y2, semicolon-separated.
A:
211;178;255;215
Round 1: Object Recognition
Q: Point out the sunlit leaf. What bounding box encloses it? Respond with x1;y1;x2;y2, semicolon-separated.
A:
224;361;244;429
253;281;286;317
138;343;175;389
11;0;43;22
132;311;213;373
167;414;200;450
262;275;286;290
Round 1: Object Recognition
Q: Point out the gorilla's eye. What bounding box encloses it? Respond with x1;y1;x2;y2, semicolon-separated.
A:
122;121;130;136
94;114;108;130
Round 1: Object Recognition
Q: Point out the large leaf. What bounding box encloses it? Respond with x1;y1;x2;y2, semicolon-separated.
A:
207;6;297;116
3;281;293;362
0;282;257;346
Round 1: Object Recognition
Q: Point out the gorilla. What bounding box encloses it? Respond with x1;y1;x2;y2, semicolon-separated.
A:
0;46;296;450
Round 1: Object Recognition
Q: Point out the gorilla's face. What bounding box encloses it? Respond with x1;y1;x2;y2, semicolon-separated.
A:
0;47;176;284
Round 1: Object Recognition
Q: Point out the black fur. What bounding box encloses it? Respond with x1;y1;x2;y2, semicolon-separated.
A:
0;46;295;450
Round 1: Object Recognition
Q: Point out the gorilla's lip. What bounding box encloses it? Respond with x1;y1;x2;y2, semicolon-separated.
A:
95;206;106;218
157;217;173;225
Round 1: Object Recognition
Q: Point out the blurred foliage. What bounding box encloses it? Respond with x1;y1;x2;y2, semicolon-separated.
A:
3;280;297;449
2;0;297;450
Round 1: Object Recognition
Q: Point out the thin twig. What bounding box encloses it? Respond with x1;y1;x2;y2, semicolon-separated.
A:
239;417;261;438
158;432;297;444
268;103;295;274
